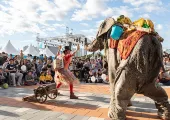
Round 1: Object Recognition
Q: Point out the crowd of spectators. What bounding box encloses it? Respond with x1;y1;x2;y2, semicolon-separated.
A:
0;51;55;87
0;51;108;88
70;57;108;83
2;50;170;88
158;53;170;86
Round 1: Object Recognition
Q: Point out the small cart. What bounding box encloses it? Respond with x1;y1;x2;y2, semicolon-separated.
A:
34;83;58;103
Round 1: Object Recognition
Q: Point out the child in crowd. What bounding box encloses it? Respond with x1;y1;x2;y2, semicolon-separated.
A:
45;70;53;83
25;71;36;86
39;71;46;84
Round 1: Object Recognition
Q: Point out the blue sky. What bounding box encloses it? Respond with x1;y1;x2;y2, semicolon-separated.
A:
0;0;170;50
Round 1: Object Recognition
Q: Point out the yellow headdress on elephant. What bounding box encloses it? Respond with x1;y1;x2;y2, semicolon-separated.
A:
133;18;154;31
117;15;132;25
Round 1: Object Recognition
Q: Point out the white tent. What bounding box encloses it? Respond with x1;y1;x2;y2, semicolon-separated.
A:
23;44;40;56
40;47;55;57
2;40;19;55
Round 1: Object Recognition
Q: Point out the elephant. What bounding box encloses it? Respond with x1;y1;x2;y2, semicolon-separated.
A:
85;17;170;120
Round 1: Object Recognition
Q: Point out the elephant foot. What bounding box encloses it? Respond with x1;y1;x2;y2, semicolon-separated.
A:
157;112;170;120
108;107;126;120
157;102;170;120
108;107;114;119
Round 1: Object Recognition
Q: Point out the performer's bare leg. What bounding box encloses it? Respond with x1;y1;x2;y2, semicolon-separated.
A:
69;83;78;99
57;82;78;99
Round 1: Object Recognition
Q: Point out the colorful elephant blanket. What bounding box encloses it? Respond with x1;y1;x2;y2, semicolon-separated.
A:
109;30;148;59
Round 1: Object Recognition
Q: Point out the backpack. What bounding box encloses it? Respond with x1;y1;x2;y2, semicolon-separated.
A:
53;55;64;70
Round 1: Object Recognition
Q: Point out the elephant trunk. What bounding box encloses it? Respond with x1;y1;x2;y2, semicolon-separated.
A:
85;38;104;52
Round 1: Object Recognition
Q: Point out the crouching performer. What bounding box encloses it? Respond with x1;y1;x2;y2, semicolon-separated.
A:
54;45;80;99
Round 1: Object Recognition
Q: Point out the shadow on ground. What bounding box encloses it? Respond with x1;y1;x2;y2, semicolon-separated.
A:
0;110;20;117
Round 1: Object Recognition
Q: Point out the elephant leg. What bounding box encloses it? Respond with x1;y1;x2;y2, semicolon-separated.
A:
107;48;118;111
141;80;170;120
108;63;116;119
108;70;135;120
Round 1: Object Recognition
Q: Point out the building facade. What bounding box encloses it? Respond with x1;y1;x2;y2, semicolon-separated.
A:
36;33;91;57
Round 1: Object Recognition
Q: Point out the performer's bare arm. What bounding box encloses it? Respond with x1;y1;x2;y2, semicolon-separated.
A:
72;44;80;56
57;46;62;56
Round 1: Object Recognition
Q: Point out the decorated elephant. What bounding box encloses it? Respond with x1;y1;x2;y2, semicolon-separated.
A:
85;17;170;120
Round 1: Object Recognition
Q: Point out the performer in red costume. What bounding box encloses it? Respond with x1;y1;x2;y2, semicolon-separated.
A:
55;44;80;99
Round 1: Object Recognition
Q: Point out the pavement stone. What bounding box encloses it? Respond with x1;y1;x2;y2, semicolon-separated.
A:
64;101;76;105
127;106;136;111
14;108;40;116
88;117;105;120
56;113;76;120
28;110;55;120
43;112;63;120
71;115;90;120
134;97;146;102
0;106;18;111
14;108;30;113
18;110;42;120
0;84;170;120
4;117;21;120
0;115;10;120
0;109;19;118
15;108;40;119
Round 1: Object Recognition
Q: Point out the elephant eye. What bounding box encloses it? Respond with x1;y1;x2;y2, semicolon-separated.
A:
102;22;106;28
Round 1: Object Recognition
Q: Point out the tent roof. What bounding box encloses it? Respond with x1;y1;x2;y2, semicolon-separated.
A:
23;45;39;56
2;40;19;55
40;47;55;57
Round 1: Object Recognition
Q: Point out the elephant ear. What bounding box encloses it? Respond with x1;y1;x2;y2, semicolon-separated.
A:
96;17;115;39
85;17;115;52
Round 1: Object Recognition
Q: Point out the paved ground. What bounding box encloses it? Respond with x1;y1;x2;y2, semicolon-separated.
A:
0;83;170;120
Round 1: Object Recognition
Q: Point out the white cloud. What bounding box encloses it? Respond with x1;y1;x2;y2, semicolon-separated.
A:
156;24;163;31
80;28;97;38
71;0;110;21
112;6;133;18
123;0;166;13
142;4;165;13
81;29;97;33
71;0;133;21
80;23;89;27
139;14;150;18
54;0;81;12
102;8;114;17
96;20;104;28
53;23;66;28
0;4;8;11
123;0;162;7
0;0;80;36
